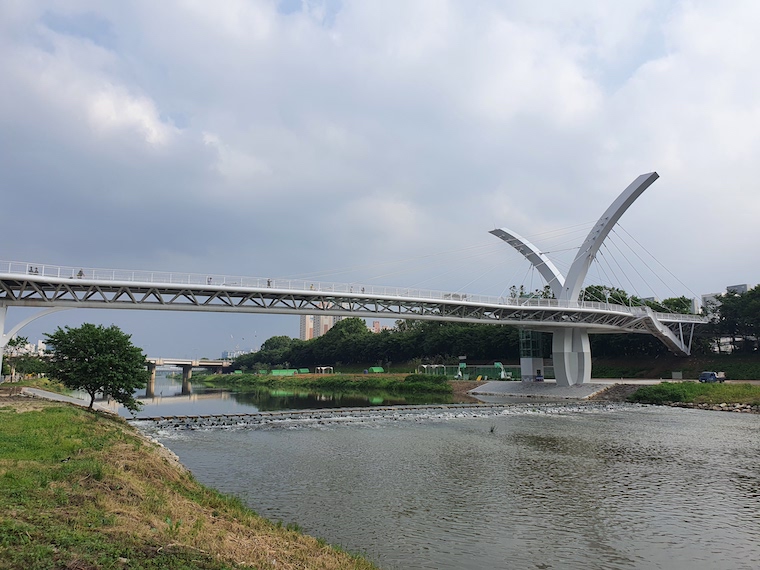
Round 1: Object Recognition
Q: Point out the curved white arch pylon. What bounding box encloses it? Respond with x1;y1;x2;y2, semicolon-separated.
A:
561;172;659;301
489;228;565;298
491;172;661;386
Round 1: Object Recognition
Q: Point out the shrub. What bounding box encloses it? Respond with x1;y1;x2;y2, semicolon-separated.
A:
404;374;448;385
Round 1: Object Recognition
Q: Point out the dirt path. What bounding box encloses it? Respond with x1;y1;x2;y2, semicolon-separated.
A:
586;384;643;401
449;380;483;403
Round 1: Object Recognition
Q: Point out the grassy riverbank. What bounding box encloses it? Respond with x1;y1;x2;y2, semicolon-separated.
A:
203;373;453;394
627;381;760;405
0;394;376;570
1;376;69;394
592;355;760;380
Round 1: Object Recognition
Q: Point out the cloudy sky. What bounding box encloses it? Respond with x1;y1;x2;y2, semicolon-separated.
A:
2;0;759;358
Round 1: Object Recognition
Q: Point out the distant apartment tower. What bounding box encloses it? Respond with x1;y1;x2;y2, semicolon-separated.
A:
300;313;342;340
314;314;343;338
369;320;391;333
299;315;314;340
701;292;720;314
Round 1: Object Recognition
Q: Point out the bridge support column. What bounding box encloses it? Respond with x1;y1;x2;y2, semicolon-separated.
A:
181;365;193;395
0;305;6;381
146;363;156;398
552;329;591;387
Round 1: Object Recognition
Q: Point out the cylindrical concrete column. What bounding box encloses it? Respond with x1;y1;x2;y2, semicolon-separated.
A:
181;365;193;395
552;328;591;386
0;305;6;381
146;363;156;398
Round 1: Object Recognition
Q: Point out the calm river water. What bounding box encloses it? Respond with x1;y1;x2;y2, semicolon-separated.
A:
114;372;458;418
135;385;760;570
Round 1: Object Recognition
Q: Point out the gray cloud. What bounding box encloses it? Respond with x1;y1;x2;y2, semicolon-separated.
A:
2;0;758;356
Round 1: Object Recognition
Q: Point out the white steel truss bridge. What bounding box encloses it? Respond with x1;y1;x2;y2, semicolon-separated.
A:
0;172;708;386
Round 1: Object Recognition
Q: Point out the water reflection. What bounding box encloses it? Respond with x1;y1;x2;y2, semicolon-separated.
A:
229;387;442;411
116;372;457;418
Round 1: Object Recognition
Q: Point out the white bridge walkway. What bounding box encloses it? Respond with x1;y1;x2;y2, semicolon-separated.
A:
0;261;702;336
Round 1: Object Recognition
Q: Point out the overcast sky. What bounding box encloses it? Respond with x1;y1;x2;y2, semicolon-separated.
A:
2;0;759;358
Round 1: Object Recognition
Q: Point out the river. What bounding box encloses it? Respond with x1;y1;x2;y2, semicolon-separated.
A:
133;378;760;570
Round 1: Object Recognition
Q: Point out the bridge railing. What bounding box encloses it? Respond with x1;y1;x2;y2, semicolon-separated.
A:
0;260;703;320
652;311;705;322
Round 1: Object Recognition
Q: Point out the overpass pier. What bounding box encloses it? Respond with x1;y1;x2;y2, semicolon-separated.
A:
145;358;230;397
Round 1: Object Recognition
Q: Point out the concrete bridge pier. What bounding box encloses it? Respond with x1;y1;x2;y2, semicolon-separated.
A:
146;363;156;398
181;364;193;395
552;328;591;387
0;304;6;380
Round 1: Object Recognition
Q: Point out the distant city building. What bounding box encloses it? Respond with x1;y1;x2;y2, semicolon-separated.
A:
727;284;748;294
701;283;754;314
300;313;343;340
701;292;721;314
313;314;334;338
221;349;252;360
299;315;314;340
369;320;391;333
9;339;47;357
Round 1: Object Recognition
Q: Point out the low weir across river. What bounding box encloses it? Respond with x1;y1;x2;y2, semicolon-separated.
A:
132;401;613;428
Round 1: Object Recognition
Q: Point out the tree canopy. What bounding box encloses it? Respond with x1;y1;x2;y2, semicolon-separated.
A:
45;324;149;412
2;336;29;378
233;317;522;371
713;285;760;353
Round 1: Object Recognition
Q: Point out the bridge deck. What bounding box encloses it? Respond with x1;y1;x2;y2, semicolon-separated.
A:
0;260;707;356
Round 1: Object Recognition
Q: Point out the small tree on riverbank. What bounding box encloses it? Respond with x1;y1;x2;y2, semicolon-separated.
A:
45;324;149;412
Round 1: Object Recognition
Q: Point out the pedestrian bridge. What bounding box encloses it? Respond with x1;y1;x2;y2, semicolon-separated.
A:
0;264;702;339
0;172;709;386
0;262;705;379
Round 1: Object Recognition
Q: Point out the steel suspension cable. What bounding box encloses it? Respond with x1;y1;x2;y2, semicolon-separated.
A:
615;225;701;300
599;242;644;303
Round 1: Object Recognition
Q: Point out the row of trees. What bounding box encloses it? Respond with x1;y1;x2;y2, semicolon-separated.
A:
507;283;694;314
234;316;692;372
233;318;524;371
579;285;693;314
234;285;740;370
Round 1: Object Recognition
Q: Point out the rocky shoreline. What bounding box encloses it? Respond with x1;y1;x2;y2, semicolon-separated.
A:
587;382;760;414
668;401;760;413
